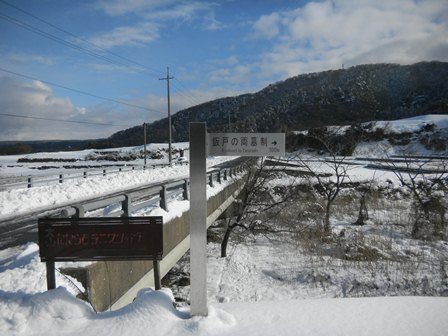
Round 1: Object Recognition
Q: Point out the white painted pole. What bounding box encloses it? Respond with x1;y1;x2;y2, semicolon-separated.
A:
189;122;208;316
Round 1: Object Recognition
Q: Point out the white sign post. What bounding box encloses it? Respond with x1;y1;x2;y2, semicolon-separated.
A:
189;123;285;317
189;123;208;316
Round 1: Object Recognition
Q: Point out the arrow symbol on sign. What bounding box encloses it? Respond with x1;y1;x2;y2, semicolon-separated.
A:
45;227;55;244
271;141;277;146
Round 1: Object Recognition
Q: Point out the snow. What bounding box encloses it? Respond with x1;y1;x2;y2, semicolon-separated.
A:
374;114;448;134
0;143;190;177
294;114;448;157
0;164;189;220
1;240;447;336
1;118;448;336
0;144;236;220
294;114;448;137
1;283;447;336
1;222;447;335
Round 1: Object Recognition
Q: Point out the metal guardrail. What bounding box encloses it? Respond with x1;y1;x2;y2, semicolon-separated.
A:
0;161;188;191
52;164;248;220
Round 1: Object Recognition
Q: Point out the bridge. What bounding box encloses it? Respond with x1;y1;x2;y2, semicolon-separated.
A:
35;158;253;312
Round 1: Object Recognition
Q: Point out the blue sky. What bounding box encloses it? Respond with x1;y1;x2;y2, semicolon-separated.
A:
0;0;447;141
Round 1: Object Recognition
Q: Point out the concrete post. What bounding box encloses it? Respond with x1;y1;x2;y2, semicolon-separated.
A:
160;186;167;211
75;205;85;218
189;122;208;316
122;195;132;217
182;180;189;200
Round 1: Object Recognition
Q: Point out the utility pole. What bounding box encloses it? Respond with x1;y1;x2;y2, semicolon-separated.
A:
159;67;174;165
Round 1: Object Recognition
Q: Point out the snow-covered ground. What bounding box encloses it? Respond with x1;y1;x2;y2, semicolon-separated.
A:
0;143;236;220
0;143;190;177
374;114;448;133
1;241;447;336
1;116;448;335
295;114;448;157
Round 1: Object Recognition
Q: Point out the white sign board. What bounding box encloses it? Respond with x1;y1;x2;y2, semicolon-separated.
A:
208;133;285;156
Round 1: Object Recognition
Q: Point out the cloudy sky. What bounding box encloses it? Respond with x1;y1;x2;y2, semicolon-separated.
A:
0;0;447;141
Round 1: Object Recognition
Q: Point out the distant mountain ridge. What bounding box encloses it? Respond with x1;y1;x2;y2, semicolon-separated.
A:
104;61;447;148
1;61;447;153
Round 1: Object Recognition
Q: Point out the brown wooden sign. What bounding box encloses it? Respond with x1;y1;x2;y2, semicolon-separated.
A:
38;217;163;262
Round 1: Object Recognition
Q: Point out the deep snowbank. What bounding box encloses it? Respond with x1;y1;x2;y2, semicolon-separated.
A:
1;243;447;336
1;287;447;336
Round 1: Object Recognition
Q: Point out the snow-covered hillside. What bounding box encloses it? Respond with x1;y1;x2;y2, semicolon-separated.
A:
354;114;448;157
293;114;448;157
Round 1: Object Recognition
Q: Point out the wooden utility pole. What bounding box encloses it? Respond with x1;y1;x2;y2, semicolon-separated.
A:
159;67;174;165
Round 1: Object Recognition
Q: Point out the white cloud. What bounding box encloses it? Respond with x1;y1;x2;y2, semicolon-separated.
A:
96;0;215;21
88;22;160;49
143;1;214;22
252;0;448;78
95;0;176;17
252;12;281;39
92;0;221;49
226;56;239;66
6;53;56;66
204;12;227;31
0;77;149;141
0;75;237;141
208;64;252;85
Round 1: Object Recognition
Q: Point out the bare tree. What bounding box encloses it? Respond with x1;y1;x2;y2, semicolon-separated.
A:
292;126;360;235
353;170;380;226
353;186;370;226
218;124;367;255
219;158;299;257
387;153;448;239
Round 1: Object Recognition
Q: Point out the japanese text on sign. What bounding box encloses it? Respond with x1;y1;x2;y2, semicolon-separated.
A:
38;217;163;262
45;231;144;247
208;133;285;156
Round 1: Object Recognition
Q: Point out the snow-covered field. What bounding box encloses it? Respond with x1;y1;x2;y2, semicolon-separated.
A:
0;143;190;177
1;116;448;335
0;143;237;220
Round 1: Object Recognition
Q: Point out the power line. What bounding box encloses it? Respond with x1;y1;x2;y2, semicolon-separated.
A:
169;81;195;107
0;0;164;78
0;67;166;116
0;0;207;113
0;11;136;73
172;78;204;107
0;112;136;127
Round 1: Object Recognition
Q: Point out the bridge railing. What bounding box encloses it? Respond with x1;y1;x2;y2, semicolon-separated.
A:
52;164;248;220
0;161;189;191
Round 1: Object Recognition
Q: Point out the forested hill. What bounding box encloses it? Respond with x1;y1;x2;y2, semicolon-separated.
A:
2;61;447;153
103;61;447;148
